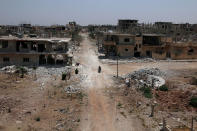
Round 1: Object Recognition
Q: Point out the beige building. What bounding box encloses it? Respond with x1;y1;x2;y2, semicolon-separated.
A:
0;36;72;67
103;33;135;57
103;33;197;60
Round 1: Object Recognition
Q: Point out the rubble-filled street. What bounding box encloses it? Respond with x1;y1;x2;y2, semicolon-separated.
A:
0;33;196;131
1;0;197;130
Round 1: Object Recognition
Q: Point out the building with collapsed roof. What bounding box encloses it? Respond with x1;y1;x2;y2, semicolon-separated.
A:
102;33;197;60
0;36;72;67
118;19;138;33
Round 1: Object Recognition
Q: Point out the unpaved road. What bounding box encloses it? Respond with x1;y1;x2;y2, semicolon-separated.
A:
77;34;145;131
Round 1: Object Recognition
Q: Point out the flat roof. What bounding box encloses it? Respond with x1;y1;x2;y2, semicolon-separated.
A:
0;36;71;43
104;33;135;37
142;34;166;37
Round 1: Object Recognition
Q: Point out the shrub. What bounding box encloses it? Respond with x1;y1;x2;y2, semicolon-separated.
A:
62;73;67;80
159;85;168;91
117;102;122;108
190;77;197;85
77;92;84;100
35;117;40;122
77;119;80;122
190;97;197;107
140;87;152;99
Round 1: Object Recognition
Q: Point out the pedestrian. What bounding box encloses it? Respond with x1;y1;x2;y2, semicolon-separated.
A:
98;66;101;73
75;68;79;74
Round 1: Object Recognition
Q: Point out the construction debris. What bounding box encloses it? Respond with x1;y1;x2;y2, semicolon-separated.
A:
64;86;81;94
125;68;166;88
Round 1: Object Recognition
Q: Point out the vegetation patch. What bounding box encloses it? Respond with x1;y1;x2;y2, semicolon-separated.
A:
190;77;197;85
35;117;40;122
159;85;168;91
117;102;122;108
62;73;67;80
140;87;153;98
189;97;197;107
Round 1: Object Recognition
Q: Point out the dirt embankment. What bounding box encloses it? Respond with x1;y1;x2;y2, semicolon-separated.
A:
0;67;84;131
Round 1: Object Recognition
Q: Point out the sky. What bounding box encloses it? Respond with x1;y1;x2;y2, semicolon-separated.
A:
0;0;197;26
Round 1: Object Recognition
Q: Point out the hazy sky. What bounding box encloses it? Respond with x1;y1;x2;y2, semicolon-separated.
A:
0;0;197;25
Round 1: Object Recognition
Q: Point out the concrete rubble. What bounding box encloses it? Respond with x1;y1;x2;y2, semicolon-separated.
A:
0;65;28;74
64;86;81;94
101;58;157;64
125;68;166;88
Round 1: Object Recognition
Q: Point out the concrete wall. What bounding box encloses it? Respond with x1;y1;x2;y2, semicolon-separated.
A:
118;35;135;45
117;45;134;57
141;45;197;60
103;34;197;60
135;37;143;52
141;46;167;59
0;54;39;67
0;40;68;53
0;40;16;52
170;46;197;60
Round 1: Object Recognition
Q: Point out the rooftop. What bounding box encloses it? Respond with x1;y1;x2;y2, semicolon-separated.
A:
0;36;71;43
104;33;135;37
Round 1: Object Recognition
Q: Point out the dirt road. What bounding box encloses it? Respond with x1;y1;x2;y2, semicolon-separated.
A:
77;34;145;131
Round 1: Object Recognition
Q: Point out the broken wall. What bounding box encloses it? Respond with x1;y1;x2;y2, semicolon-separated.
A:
117;45;134;57
0;54;39;67
170;45;197;59
141;46;167;59
0;40;16;52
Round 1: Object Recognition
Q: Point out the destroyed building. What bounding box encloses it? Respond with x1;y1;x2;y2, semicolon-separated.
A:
118;19;138;33
0;36;72;67
102;33;197;59
154;22;173;34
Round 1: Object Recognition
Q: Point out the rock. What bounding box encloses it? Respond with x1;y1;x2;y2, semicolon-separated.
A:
159;123;163;126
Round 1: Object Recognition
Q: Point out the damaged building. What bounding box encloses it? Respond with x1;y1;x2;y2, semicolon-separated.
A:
118;19;138;33
103;33;135;57
102;33;197;60
0;36;72;67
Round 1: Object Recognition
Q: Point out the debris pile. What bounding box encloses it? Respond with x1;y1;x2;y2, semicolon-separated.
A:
101;58;157;64
64;86;81;94
0;65;28;75
125;68;166;88
0;65;17;73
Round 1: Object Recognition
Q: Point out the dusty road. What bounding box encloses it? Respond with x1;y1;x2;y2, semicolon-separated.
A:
77;34;145;131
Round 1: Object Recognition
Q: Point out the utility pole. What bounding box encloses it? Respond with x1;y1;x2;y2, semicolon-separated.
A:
117;55;119;78
191;116;194;131
150;104;155;117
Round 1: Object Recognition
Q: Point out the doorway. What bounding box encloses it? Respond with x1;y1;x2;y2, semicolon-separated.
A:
146;51;152;58
39;55;46;65
134;52;141;57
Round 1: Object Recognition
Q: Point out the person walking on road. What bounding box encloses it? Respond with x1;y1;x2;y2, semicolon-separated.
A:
98;66;101;73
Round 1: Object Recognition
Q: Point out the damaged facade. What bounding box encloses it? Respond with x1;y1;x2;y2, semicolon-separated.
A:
0;37;72;67
103;33;197;60
118;19;138;33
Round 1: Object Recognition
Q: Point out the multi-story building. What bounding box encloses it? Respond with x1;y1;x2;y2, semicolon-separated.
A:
102;33;197;60
0;36;72;67
103;33;135;57
118;19;138;33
